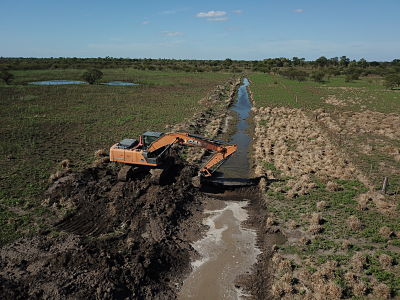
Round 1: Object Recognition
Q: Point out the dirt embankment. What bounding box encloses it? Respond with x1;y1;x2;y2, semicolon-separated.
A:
0;78;242;300
171;77;242;163
0;153;204;299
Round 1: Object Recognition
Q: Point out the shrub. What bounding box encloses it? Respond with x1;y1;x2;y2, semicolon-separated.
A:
279;68;308;81
345;73;360;82
384;73;400;89
310;71;325;82
345;68;362;82
379;254;393;269
82;69;103;84
347;215;362;231
0;70;14;85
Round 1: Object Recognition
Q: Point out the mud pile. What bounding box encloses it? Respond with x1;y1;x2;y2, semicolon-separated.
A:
0;156;202;300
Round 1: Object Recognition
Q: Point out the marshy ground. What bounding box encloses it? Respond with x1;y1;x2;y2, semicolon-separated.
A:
1;69;399;299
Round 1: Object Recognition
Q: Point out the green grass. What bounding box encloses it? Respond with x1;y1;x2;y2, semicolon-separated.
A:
0;68;232;245
249;73;400;113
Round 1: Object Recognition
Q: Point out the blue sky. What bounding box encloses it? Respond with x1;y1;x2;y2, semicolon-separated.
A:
1;0;399;60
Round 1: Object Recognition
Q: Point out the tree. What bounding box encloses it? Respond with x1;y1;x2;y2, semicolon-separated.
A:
339;56;350;67
292;57;301;66
0;70;14;85
82;69;103;84
315;56;328;68
329;57;339;66
384;74;400;89
357;58;368;68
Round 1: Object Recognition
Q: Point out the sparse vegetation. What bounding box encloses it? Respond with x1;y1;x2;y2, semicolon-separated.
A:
250;70;400;298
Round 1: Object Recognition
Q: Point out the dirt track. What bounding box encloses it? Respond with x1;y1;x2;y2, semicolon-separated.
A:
0;154;205;299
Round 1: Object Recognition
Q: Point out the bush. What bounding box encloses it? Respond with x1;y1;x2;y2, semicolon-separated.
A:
0;70;14;85
345;73;360;82
310;71;325;82
82;69;103;84
384;74;400;89
345;68;362;82
279;68;308;81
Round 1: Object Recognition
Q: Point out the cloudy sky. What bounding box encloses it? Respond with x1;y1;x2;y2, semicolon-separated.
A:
1;0;399;60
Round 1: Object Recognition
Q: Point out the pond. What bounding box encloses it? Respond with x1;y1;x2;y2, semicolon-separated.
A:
28;80;139;86
29;80;87;85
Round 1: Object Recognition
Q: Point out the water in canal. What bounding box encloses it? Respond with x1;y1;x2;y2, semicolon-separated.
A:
178;78;259;300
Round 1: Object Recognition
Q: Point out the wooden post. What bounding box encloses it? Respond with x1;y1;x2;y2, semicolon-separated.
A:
295;96;298;104
381;177;388;194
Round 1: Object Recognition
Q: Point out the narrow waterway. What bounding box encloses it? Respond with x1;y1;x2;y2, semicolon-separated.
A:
178;78;259;300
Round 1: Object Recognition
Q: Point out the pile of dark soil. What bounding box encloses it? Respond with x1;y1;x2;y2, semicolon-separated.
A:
0;155;202;299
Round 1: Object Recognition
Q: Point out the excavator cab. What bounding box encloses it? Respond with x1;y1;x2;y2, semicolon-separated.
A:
141;131;164;149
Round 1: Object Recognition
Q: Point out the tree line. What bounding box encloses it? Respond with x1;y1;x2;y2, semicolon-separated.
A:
1;56;399;89
1;56;399;72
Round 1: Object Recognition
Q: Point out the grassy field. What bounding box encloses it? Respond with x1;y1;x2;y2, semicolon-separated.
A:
250;72;400;194
250;73;400;298
0;68;232;245
250;73;400;113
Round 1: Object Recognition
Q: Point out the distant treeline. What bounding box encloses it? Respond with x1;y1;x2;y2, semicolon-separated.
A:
1;56;400;75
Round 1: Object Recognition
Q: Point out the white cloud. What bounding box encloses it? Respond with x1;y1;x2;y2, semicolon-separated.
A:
232;10;243;14
293;9;304;13
162;31;183;37
197;11;226;18
207;17;228;22
141;20;150;25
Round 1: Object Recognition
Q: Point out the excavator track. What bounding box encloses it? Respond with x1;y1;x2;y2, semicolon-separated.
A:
55;210;109;236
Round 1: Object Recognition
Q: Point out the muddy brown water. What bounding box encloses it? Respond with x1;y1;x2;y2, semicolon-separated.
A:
179;78;260;300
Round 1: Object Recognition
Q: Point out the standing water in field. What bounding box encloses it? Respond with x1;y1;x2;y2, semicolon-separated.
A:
178;78;259;300
29;80;87;85
29;80;139;86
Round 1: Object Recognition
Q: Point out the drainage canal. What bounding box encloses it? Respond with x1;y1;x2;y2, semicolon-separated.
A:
178;78;260;300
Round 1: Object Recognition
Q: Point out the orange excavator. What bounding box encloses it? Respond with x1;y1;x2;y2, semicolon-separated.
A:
110;131;237;183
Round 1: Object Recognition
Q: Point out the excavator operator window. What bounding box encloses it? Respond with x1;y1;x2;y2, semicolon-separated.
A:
143;135;158;147
142;131;164;148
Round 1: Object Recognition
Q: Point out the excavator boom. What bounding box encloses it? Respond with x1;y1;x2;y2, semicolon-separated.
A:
110;131;237;178
147;132;237;176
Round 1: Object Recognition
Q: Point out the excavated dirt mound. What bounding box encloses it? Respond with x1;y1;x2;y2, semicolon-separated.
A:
0;155;203;300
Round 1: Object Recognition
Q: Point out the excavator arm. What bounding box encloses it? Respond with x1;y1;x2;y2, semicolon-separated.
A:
147;132;237;177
